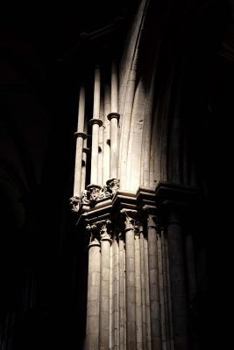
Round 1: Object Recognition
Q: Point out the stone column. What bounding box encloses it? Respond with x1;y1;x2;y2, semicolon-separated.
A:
89;118;103;185
164;231;175;350
103;84;111;184
74;131;87;196
81;145;89;193
144;230;152;350
147;212;161;349
119;232;126;350
111;61;118;113
166;203;189;350
139;226;147;350
100;221;112;350
108;61;119;180
112;236;120;349
98;123;104;186
123;211;136;349
94;66;101;119
161;229;174;350
90;66;103;185
86;224;101;350
157;229;167;350
135;225;143;349
73;86;87;197
107;113;120;179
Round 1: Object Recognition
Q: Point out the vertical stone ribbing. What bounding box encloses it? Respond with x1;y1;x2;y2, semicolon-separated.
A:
111;61;118;113
81;137;88;192
124;212;136;349
166;206;188;350
90;66;102;185
103;84;111;184
144;234;152;350
86;225;101;350
135;227;143;349
161;230;172;350
157;230;167;350
90;120;102;185
113;237;120;349
119;233;126;350
147;213;161;349
164;232;175;350
139;227;147;350
94;66;101;119
108;61;119;180
98;124;104;186
73;87;86;197
74;133;87;196
110;239;114;349
100;222;112;350
108;114;119;179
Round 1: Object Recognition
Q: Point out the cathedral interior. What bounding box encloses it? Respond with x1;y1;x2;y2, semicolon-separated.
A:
0;0;231;349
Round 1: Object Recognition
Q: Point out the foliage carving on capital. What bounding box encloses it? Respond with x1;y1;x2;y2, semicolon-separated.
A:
69;196;81;213
106;178;120;195
88;185;102;202
123;213;135;232
147;214;157;228
86;223;100;245
70;180;120;212
81;190;90;204
100;219;112;241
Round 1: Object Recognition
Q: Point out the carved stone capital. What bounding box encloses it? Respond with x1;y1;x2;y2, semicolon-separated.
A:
86;223;100;247
86;184;102;202
69;196;81;213
106;178;120;195
121;210;137;232
125;215;135;231
100;219;112;242
147;213;157;228
81;190;90;205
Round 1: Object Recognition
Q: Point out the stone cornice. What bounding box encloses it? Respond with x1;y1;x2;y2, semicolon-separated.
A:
155;182;200;207
73;183;201;229
155;182;201;225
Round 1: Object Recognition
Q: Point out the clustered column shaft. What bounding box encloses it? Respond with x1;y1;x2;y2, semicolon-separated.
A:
124;213;136;349
86;225;101;350
147;213;161;349
73;62;121;198
100;223;112;350
73;86;87;198
108;62;119;180
83;199;193;350
90;67;103;186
